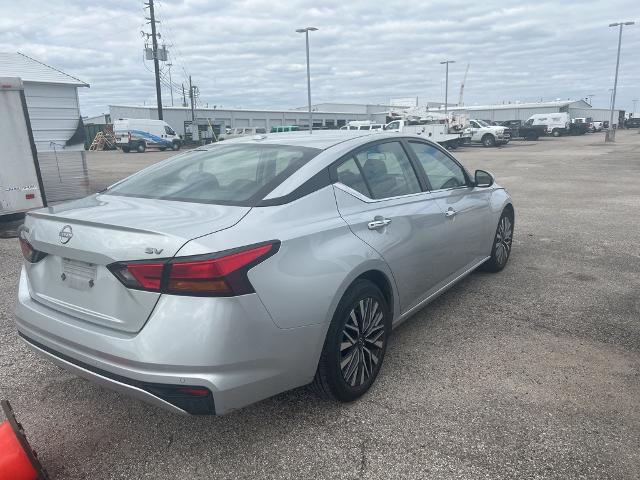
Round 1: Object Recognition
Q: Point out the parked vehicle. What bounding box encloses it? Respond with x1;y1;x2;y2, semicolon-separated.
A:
0;77;46;218
14;131;514;415
222;126;268;140
625;117;640;128
591;121;604;132
113;118;181;153
568;118;590;136
271;125;300;133
465;119;511;147
498;120;544;141
384;120;466;148
339;121;384;131
525;113;570;137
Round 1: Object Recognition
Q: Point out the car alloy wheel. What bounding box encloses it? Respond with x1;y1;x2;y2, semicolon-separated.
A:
340;297;385;387
494;215;513;267
311;279;390;402
480;209;514;273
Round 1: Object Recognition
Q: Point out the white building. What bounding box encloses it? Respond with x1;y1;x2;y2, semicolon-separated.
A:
109;104;388;136
445;100;621;125
0;52;90;201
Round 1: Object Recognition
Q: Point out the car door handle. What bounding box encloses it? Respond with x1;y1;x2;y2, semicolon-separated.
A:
444;208;457;218
368;218;392;230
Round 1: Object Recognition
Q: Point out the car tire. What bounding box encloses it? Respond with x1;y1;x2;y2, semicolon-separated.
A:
311;279;391;402
171;141;181;151
136;142;146;153
481;208;514;273
552;129;561;137
482;134;496;147
121;146;130;153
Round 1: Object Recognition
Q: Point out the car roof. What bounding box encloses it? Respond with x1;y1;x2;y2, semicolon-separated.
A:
212;130;398;150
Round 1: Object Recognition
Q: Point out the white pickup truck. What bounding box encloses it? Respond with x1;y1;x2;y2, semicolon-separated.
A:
465;119;511;147
384;120;465;149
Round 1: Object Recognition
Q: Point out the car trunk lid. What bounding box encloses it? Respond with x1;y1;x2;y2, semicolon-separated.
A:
22;194;250;333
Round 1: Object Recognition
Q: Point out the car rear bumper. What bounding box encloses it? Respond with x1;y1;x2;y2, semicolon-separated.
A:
14;268;326;415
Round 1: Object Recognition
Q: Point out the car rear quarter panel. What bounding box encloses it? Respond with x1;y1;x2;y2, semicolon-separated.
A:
176;185;398;330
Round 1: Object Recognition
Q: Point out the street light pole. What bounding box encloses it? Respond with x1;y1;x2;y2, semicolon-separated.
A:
296;27;318;134
607;21;635;142
440;60;455;116
167;63;174;107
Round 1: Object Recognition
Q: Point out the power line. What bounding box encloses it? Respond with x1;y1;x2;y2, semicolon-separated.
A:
154;0;191;81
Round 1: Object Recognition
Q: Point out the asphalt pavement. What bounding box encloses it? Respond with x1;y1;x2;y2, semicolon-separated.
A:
1;131;639;479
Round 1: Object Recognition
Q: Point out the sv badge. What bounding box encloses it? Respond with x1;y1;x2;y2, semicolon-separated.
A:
145;247;164;255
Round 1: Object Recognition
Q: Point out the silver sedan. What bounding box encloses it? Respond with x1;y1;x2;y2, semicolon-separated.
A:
14;131;514;415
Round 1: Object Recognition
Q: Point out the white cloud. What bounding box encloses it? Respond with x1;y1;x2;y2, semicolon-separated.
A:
1;0;638;115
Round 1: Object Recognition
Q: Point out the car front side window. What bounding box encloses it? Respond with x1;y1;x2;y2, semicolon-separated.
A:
408;142;467;190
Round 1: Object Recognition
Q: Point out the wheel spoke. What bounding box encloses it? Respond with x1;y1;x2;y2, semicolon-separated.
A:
358;301;366;333
341;341;355;352
365;322;384;339
364;311;383;336
364;346;380;365
343;329;357;346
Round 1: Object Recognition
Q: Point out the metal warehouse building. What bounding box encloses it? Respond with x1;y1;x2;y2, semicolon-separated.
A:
109;104;387;136
0;52;90;202
447;100;620;124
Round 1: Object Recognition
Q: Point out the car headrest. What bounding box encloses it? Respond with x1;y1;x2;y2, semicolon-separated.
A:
363;158;387;177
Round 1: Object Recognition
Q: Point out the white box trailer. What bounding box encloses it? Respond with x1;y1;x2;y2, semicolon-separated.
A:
0;77;46;217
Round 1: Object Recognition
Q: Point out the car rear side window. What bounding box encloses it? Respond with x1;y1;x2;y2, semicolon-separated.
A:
408;142;467;190
107;144;321;206
336;158;370;197
355;142;421;199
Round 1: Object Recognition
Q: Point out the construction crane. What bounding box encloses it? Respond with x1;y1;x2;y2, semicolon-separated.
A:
458;63;470;106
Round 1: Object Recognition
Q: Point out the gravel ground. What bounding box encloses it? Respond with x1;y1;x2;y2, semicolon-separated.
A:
1;132;639;479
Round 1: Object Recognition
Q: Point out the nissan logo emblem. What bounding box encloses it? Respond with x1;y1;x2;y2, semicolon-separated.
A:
59;225;73;244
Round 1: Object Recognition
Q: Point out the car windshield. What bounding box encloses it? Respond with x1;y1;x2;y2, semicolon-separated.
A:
475;119;490;127
107;144;321;205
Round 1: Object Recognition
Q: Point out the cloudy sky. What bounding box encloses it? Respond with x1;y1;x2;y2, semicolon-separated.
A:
1;0;638;116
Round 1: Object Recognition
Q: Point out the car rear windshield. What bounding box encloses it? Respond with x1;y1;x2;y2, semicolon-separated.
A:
107;143;321;206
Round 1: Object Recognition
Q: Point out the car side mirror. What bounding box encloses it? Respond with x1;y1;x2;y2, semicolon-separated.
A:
474;169;494;188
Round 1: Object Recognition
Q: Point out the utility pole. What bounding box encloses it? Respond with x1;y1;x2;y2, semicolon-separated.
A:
586;94;595;105
182;83;187;107
145;0;163;119
632;99;638;117
189;76;195;122
167;63;174;106
440;60;455;115
606;21;635;142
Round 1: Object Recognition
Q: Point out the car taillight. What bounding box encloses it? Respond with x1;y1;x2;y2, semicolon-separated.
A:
18;232;47;263
108;241;279;297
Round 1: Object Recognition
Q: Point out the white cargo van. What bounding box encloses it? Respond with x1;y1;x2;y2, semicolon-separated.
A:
113;118;181;153
0;77;46;218
525;113;570;137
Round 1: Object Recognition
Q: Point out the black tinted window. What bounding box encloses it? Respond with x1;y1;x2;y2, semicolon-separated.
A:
355;142;421;199
108;144;320;205
409;142;467;190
